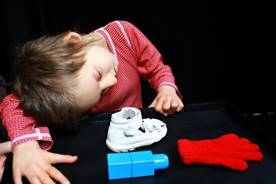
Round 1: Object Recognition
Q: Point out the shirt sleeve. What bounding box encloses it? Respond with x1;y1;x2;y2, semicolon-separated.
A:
0;94;53;150
119;20;182;98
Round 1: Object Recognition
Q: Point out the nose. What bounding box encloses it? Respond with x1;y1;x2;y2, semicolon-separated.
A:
101;74;117;90
108;76;117;87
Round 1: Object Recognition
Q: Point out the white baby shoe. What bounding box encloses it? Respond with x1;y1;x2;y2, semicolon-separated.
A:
106;107;167;152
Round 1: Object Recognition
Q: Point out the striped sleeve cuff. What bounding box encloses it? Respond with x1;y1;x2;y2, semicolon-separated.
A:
11;128;53;151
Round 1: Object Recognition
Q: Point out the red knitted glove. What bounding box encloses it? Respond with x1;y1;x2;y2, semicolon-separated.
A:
177;133;263;171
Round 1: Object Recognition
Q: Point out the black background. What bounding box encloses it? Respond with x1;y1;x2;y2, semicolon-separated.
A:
0;0;274;112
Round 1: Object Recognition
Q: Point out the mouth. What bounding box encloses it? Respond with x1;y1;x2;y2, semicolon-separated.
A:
101;88;110;96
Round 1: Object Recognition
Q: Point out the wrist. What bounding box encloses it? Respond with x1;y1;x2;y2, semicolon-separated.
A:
13;140;40;153
158;85;176;93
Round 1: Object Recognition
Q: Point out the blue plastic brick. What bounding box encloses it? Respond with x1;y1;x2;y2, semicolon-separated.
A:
107;150;169;180
107;152;132;180
130;151;154;177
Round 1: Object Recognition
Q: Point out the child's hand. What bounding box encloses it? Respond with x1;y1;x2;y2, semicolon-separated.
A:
13;141;77;184
149;85;184;116
0;141;11;181
0;141;11;155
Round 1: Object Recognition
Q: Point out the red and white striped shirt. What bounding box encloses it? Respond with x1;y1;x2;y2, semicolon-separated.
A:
0;20;180;150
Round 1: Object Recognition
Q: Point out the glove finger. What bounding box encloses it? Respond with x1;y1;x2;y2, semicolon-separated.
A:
231;137;259;148
238;138;250;144
218;133;239;140
215;134;255;146
219;157;248;171
230;150;264;161
239;142;260;151
224;139;260;151
179;154;249;171
214;135;261;152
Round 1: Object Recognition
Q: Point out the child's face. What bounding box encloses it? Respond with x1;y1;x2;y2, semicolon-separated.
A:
74;46;119;111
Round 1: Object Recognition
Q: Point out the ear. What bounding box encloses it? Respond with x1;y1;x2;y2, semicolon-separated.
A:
64;32;82;42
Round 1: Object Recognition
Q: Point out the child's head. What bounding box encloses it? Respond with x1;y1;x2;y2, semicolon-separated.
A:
13;31;118;131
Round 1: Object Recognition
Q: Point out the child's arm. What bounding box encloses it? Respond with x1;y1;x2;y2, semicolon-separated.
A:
0;94;53;150
13;141;77;184
0;95;78;183
119;21;184;115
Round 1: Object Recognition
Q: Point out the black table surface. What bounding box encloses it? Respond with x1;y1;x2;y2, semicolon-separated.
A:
2;101;276;184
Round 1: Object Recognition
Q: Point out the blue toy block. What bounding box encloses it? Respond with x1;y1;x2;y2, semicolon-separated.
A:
107;150;169;180
107;152;132;180
130;151;154;177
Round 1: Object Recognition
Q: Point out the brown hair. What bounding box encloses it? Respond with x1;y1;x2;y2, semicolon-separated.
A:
13;32;99;132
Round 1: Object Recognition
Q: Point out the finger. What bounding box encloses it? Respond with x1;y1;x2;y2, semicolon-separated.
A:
160;97;175;115
148;99;156;108
48;153;78;164
35;167;55;184
0;156;6;180
13;169;23;184
162;96;172;111
166;98;179;114
0;141;12;155
48;166;71;184
154;98;167;116
176;100;184;112
0;155;6;167
171;98;179;109
27;176;41;184
24;169;42;184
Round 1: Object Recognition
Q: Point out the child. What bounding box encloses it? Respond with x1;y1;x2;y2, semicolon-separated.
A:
0;20;183;184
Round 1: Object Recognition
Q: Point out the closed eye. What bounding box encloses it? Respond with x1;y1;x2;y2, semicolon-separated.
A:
93;69;102;81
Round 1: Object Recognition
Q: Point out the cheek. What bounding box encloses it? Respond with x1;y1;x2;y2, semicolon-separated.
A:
87;88;101;103
80;91;101;110
78;83;101;108
91;85;104;103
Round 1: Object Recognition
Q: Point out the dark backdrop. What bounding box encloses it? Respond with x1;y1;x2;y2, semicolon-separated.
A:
0;0;273;112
